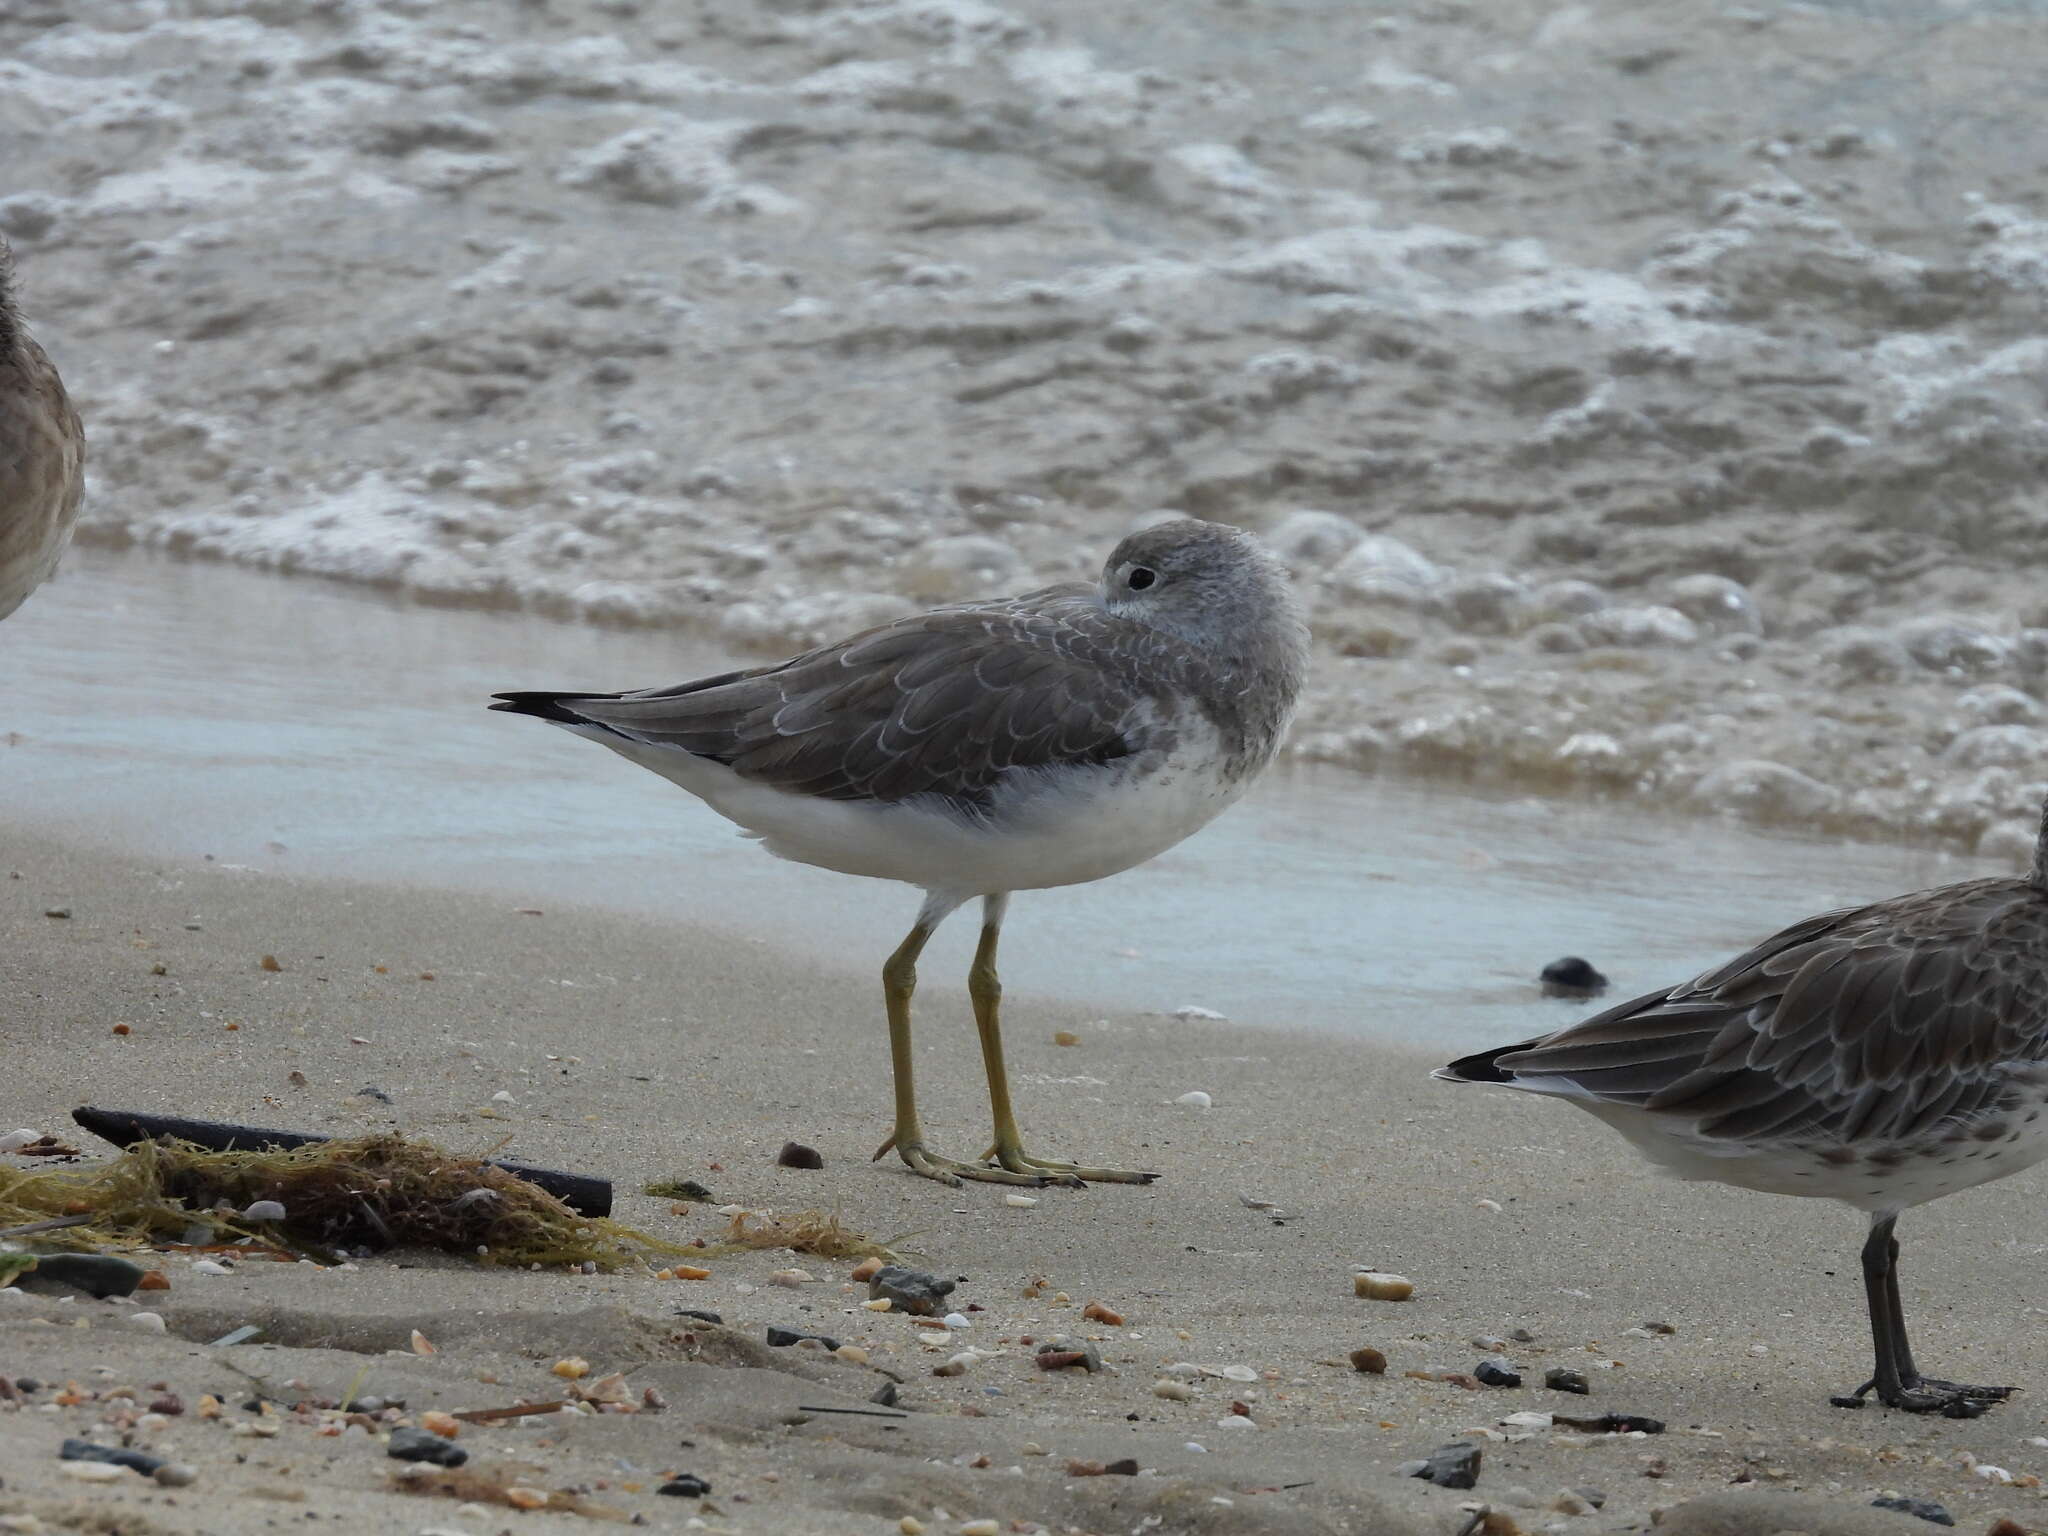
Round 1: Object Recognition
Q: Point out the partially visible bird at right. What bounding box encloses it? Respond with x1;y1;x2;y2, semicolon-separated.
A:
1437;800;2048;1416
0;236;84;623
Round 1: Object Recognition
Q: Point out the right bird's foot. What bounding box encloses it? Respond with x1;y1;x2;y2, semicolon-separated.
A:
872;1133;1049;1188
1835;1376;2015;1417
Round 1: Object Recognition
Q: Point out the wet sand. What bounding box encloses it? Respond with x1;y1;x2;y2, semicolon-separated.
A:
5;827;2047;1534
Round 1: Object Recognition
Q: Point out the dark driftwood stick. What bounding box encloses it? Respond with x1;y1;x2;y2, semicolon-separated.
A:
70;1106;613;1218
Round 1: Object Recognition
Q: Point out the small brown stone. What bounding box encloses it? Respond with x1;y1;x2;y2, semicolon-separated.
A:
1350;1347;1388;1374
775;1141;824;1170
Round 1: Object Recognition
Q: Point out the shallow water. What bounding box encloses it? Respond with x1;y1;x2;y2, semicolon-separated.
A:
2;551;1998;1051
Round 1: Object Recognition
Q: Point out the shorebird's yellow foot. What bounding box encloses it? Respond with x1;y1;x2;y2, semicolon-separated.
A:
873;1132;1048;1188
980;1141;1160;1186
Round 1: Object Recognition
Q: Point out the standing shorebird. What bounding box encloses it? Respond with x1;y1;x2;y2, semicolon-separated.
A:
493;519;1308;1187
1436;814;2048;1415
0;238;84;622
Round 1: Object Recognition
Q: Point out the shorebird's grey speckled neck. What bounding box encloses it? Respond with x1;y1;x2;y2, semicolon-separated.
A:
493;518;1307;1188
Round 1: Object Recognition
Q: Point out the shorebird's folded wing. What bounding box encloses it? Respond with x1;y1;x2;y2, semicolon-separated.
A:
494;592;1167;810
1460;882;2048;1144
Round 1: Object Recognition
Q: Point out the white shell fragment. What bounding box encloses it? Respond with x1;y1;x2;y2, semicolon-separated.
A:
0;1129;43;1153
1174;1091;1213;1110
1004;1194;1038;1208
1353;1271;1414;1301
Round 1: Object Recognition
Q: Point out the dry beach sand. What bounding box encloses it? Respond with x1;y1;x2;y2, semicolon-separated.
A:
5;829;2048;1534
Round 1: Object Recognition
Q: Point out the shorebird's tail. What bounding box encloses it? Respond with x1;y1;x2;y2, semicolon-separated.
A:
489;690;624;727
1431;1043;1528;1085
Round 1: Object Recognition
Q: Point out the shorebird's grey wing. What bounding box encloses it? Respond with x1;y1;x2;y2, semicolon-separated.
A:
1474;882;2048;1144
502;594;1162;809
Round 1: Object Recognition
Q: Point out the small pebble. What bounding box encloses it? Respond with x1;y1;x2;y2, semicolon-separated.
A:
960;1522;999;1536
1152;1380;1194;1401
419;1410;461;1438
1406;1441;1481;1490
127;1311;167;1334
152;1463;199;1488
60;1462;125;1483
1350;1347;1388;1374
1052;1031;1080;1047
242;1200;286;1221
775;1141;824;1170
387;1427;467;1467
899;1520;926;1536
1353;1271;1414;1301
1475;1359;1522;1388
552;1356;590;1379
869;1265;956;1316
657;1475;710;1497
932;1353;976;1377
765;1326;839;1349
1544;1367;1591;1395
768;1268;813;1288
1081;1301;1124;1326
191;1259;231;1276
849;1257;884;1282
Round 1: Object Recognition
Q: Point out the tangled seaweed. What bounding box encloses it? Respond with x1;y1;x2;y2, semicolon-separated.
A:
0;1133;696;1272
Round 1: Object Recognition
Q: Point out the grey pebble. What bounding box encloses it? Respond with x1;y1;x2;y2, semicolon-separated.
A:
1544;1367;1590;1395
1405;1441;1481;1490
1474;1359;1522;1388
658;1475;711;1497
764;1326;838;1349
868;1264;956;1316
153;1462;200;1488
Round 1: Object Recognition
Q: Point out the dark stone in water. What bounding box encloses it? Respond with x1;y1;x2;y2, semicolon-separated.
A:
1406;1441;1481;1490
1474;1359;1521;1388
60;1438;163;1476
658;1475;711;1497
1872;1498;1955;1526
1540;956;1609;998
386;1427;467;1467
1544;1367;1590;1395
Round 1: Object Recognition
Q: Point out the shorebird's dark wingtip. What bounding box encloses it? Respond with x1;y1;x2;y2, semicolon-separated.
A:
1433;1047;1518;1085
489;690;589;724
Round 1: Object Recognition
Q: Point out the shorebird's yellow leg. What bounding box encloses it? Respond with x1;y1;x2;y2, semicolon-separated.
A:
971;895;1159;1187
871;899;1046;1188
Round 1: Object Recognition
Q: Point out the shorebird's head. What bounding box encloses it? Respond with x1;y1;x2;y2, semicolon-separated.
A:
1098;517;1307;666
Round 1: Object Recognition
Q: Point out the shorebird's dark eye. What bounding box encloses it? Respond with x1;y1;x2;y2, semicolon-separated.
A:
1127;567;1157;591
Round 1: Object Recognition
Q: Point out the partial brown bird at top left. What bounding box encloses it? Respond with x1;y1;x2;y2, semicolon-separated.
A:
0;236;84;623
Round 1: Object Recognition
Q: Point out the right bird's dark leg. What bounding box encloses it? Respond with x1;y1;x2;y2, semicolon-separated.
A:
1833;1213;2013;1417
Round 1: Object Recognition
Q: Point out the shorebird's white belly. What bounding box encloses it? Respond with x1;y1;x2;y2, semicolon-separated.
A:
591;732;1249;896
1575;1094;2048;1213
